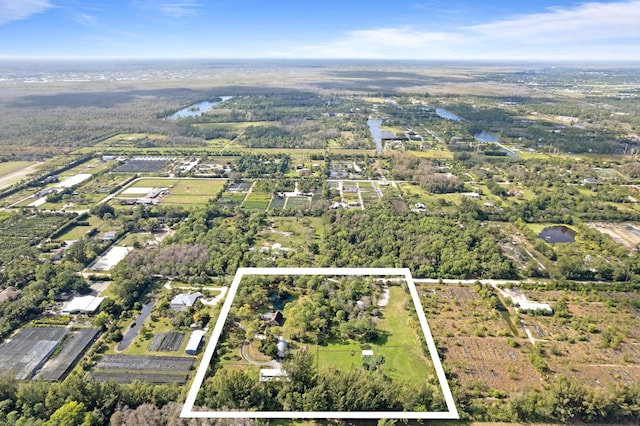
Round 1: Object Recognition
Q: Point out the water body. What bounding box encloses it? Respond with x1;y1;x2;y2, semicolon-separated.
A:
168;96;232;119
538;226;576;244
474;130;501;143
117;299;155;351
367;119;386;155
500;148;521;160
435;108;462;122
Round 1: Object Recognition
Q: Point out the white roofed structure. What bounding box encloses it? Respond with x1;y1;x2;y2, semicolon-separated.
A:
185;330;205;355
62;296;105;314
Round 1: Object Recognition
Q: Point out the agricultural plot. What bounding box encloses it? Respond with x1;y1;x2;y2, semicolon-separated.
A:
420;284;537;392
268;194;286;210
161;179;226;205
113;158;171;173
89;355;195;385
216;191;246;207
36;328;99;381
241;192;272;210
149;332;185;352
0;212;73;263
226;181;253;192
0;327;68;379
515;289;640;386
284;196;311;210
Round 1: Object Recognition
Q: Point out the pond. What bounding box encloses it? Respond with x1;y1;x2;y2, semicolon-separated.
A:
367;119;391;155
537;226;576;244
474;130;500;143
167;96;232;119
435;108;462;122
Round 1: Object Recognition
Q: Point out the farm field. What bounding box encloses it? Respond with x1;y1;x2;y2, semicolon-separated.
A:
88;355;195;384
119;177;227;205
242;191;272;210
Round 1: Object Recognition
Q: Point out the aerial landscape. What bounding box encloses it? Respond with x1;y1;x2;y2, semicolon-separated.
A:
1;1;640;425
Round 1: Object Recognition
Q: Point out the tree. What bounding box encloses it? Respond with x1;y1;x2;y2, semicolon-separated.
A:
44;401;91;426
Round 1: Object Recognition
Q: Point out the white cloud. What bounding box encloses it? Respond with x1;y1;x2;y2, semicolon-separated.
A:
159;1;202;17
133;0;202;18
281;1;640;60
0;0;53;25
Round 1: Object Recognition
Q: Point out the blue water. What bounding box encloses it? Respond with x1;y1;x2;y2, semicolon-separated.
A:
474;130;501;143
168;96;232;119
367;119;384;155
436;108;462;122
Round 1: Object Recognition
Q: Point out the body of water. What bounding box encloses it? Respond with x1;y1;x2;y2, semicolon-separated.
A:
474;130;501;143
367;119;384;155
167;96;232;119
435;108;462;122
538;226;576;244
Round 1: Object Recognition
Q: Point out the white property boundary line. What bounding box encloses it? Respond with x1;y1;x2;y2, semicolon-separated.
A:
181;267;459;420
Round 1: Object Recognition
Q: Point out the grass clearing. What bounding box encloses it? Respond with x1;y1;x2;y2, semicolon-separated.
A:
0;161;38;177
316;286;433;386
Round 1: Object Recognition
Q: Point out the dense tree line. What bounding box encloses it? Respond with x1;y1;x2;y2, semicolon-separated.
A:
320;203;517;279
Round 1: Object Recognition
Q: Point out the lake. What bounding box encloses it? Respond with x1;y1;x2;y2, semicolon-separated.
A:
167;96;232;119
436;108;462;122
538;225;576;244
367;119;393;155
474;130;500;143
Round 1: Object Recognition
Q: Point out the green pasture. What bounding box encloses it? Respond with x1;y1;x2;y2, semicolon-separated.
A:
242;192;272;210
0;161;38;177
316;286;433;386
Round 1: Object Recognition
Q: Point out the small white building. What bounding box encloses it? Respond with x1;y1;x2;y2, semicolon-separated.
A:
259;368;289;382
185;330;205;355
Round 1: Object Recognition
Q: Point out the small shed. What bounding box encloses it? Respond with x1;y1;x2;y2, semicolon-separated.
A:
259;368;288;382
185;330;205;355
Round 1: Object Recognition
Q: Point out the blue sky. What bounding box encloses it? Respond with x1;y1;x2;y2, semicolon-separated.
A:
0;0;639;60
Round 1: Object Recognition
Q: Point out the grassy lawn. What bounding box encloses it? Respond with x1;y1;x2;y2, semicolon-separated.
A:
316;286;433;386
57;216;105;240
0;161;38;177
406;150;454;160
163;179;227;205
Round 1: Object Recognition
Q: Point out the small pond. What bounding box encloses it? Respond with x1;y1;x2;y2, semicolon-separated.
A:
435;108;462;122
537;225;576;244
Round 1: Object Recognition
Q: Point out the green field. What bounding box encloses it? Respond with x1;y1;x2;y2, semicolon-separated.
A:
242;192;272;210
123;178;227;205
316;286;433;386
0;161;38;177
